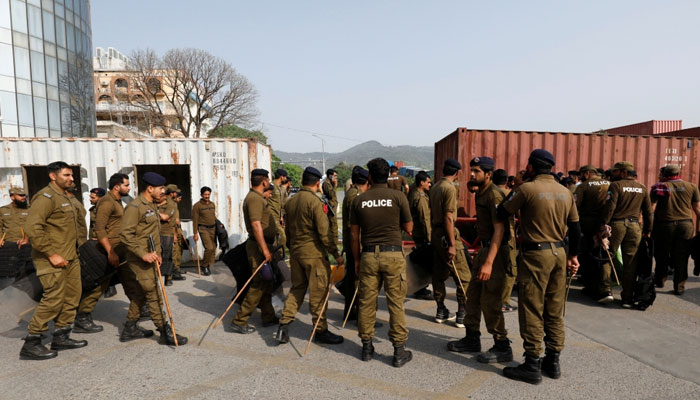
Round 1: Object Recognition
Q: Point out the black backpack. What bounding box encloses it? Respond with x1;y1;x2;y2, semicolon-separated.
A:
634;236;656;310
215;219;230;253
222;243;250;305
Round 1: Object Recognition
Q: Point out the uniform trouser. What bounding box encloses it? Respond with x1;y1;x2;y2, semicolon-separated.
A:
275;222;287;253
464;246;509;340
172;237;182;274
579;229;612;296
28;258;81;334
328;216;338;249
431;229;470;306
339;240;357;315
279;257;331;331
232;240;276;326
517;247;567;357
609;220;642;302
77;279;111;313
502;266;517;305
653;220;693;288
358;249;408;346
160;235;174;277
198;226;217;268
121;257;165;328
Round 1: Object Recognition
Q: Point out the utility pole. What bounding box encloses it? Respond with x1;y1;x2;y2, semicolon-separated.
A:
312;134;326;173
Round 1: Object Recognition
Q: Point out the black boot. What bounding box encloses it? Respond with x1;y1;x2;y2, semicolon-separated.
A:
314;329;344;345
202;267;211;276
542;350;561;379
172;271;186;281
477;338;513;363
392;345;413;368
164;277;173;286
158;323;188;345
103;285;117;298
119;320;154;342
455;303;466;328
503;354;542;385
435;303;454;324
230;322;256;334
274;324;289;345
139;304;150;321
361;339;374;361
20;334;57;360
73;312;104;334
51;327;88;350
447;330;481;353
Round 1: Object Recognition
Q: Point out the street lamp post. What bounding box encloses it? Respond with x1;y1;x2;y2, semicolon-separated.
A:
312;134;326;173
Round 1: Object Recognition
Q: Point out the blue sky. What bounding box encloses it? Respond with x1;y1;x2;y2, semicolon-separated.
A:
92;1;700;153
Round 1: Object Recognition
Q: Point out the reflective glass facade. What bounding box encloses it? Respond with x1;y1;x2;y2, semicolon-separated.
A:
0;0;94;138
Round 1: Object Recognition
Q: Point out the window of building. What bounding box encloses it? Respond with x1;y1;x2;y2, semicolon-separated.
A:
23;164;83;203
43;10;55;43
114;78;128;89
97;94;111;103
134;164;192;220
17;94;33;126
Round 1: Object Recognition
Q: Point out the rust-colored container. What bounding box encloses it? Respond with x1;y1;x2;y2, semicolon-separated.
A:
664;127;700;138
602;120;683;136
435;128;700;216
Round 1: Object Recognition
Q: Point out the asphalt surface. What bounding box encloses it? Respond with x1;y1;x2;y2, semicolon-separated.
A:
1;261;699;399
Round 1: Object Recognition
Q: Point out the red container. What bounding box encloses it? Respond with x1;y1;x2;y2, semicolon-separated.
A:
435;128;700;217
602;120;683;137
664;127;700;138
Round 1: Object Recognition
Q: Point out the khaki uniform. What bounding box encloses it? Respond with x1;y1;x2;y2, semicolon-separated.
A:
502;174;578;357
340;184;361;312
88;206;98;240
120;194;165;327
232;189;278;326
172;226;183;274
601;178;653;303
192;199;217;267
268;183;287;248
464;182;515;340
408;186;431;246
0;203;29;241
158;197;178;277
497;186;517;306
429;178;471;306
25;183;86;334
387;175;409;194
279;188;341;331
350;183;412;345
322;180;339;248
650;179;700;290
574;176;612;295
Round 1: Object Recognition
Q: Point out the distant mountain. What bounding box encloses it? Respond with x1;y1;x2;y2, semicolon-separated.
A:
275;140;434;170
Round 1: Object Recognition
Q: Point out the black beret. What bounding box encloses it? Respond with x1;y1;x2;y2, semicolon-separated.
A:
469;156;495;169
357;168;369;179
90;187;106;196
444;158;462;170
142;172;166;187
251;169;269;177
304;166;322;179
275;168;288;177
529;149;555;166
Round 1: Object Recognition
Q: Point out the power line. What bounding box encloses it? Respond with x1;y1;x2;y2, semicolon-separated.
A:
263;122;363;143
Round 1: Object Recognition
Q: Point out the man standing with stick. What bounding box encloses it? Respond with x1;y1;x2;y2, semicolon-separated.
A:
193;186;217;276
120;172;187;346
230;169;278;334
274;167;345;346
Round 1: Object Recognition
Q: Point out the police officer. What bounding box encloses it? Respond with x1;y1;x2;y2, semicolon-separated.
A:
600;161;653;307
193;186;217;276
120;172;187;345
168;187;186;281
448;157;516;364
0;187;30;249
497;149;580;384
269;168;289;249
275;167;345;345
339;166;370;320
231;169;279;333
387;165;409;194
88;188;106;240
492;169;518;311
650;164;700;294
430;158;471;326
350;158;413;367
407;171;433;300
322;169;339;247
20;162;89;360
574;165;612;303
157;184;179;286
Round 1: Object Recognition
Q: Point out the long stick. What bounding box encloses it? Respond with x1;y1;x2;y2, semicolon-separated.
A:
212;260;266;329
154;258;178;347
563;272;575;317
305;266;342;356
450;260;468;305
342;284;359;329
192;238;202;277
604;248;621;286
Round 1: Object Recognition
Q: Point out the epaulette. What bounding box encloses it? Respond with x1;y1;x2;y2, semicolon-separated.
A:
43;192;52;199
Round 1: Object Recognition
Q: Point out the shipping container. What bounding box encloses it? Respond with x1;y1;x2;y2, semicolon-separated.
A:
664;127;700;138
0;138;272;259
601;120;683;137
435;128;700;217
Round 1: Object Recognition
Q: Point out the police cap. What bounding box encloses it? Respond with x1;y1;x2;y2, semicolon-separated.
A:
664;164;681;175
612;161;634;172
274;168;288;178
142;172;166;186
444;158;462;170
528;149;555;166
251;169;269;177
304;166;322;179
90;187;106;197
9;187;25;195
578;165;598;174
469;156;495;170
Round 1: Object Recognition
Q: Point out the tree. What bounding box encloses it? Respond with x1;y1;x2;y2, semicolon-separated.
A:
332;162;353;189
209;124;267;143
129;48;259;137
282;164;304;187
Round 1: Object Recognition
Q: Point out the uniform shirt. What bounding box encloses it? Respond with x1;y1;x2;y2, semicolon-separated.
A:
192;199;216;227
502;174;579;244
120;193;162;259
342;184;360;243
95;191;124;247
243;189;277;242
408;186;431;245
268;183;286;223
387;175;408;192
350;183;412;247
158;197;179;237
25;183;85;264
89;205;98;240
0;203;29;241
475;181;514;243
284;187;340;259
650;179;700;222
574;176;610;219
429;177;458;227
600;177;653;232
322;180;338;211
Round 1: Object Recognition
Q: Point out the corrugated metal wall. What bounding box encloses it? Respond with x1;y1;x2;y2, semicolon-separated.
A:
435;128;700;216
0;138;271;257
602;120;683;136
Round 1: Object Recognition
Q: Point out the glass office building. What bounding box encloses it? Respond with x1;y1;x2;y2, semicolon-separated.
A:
0;0;95;138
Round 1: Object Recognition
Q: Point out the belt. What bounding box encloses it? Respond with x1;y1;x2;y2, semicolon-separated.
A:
656;219;692;225
521;241;565;252
611;217;638;223
198;224;216;229
480;239;491;247
362;245;403;253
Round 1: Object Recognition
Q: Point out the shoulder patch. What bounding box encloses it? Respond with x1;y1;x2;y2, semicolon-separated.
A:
43;193;52;198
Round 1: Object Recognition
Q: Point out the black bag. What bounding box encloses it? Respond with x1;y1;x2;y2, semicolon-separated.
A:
408;243;433;273
11;257;43;302
79;241;113;292
0;242;32;278
215;219;229;253
634;236;656;310
222;243;250;305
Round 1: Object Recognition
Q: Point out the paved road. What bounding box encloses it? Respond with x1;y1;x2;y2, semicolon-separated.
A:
1;261;699;399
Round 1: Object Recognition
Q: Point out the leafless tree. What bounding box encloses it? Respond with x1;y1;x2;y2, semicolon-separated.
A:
129;48;259;138
58;58;94;136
